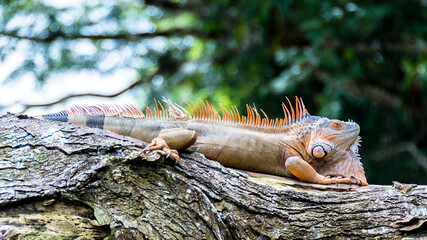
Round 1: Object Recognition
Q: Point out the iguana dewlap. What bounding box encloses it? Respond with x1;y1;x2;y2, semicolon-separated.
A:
36;97;368;186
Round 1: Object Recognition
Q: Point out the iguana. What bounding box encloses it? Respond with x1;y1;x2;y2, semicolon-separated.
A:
35;97;368;186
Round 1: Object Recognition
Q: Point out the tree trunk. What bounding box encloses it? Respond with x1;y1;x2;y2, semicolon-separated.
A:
1;113;426;239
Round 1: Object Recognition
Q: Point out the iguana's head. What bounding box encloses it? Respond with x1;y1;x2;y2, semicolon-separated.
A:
307;118;367;185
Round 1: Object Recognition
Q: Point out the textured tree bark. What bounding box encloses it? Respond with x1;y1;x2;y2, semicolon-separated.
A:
0;113;426;239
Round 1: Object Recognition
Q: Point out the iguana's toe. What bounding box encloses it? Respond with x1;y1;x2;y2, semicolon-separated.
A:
320;175;367;186
319;175;357;185
166;149;180;163
143;138;180;163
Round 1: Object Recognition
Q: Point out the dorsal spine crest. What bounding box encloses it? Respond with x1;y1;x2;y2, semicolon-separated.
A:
42;97;310;131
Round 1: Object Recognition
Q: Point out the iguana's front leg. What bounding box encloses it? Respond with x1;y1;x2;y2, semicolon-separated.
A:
285;156;358;185
143;128;197;162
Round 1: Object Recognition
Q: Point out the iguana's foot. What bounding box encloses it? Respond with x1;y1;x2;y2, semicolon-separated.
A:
285;156;367;186
143;138;179;163
320;175;364;185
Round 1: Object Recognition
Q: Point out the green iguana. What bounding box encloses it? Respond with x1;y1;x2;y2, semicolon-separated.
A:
35;97;368;186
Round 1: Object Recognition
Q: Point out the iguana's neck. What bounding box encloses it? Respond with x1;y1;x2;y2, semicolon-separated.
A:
276;116;320;163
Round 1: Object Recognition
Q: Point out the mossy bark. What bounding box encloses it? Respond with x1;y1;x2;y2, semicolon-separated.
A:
0;113;426;239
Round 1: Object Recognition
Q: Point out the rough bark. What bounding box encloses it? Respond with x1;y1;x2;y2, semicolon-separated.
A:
0;113;426;239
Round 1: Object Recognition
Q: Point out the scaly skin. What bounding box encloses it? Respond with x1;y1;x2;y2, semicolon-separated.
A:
37;99;368;186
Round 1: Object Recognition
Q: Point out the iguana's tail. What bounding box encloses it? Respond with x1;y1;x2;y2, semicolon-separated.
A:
33;104;147;135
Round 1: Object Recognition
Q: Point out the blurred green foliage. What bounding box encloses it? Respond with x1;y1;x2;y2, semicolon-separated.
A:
1;0;426;184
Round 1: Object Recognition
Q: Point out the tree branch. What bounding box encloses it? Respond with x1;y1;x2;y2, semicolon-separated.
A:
144;0;198;11
313;69;402;108
3;29;426;55
19;75;146;114
326;40;427;55
1;114;426;239
0;28;220;43
372;141;427;174
351;42;427;55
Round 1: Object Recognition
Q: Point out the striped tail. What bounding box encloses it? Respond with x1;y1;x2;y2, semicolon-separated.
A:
34;104;145;129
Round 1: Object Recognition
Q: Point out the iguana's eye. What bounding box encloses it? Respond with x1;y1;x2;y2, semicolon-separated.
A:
330;120;344;130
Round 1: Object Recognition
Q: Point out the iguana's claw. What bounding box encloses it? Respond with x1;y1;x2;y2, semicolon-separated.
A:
320;175;363;185
143;138;180;163
165;149;179;163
